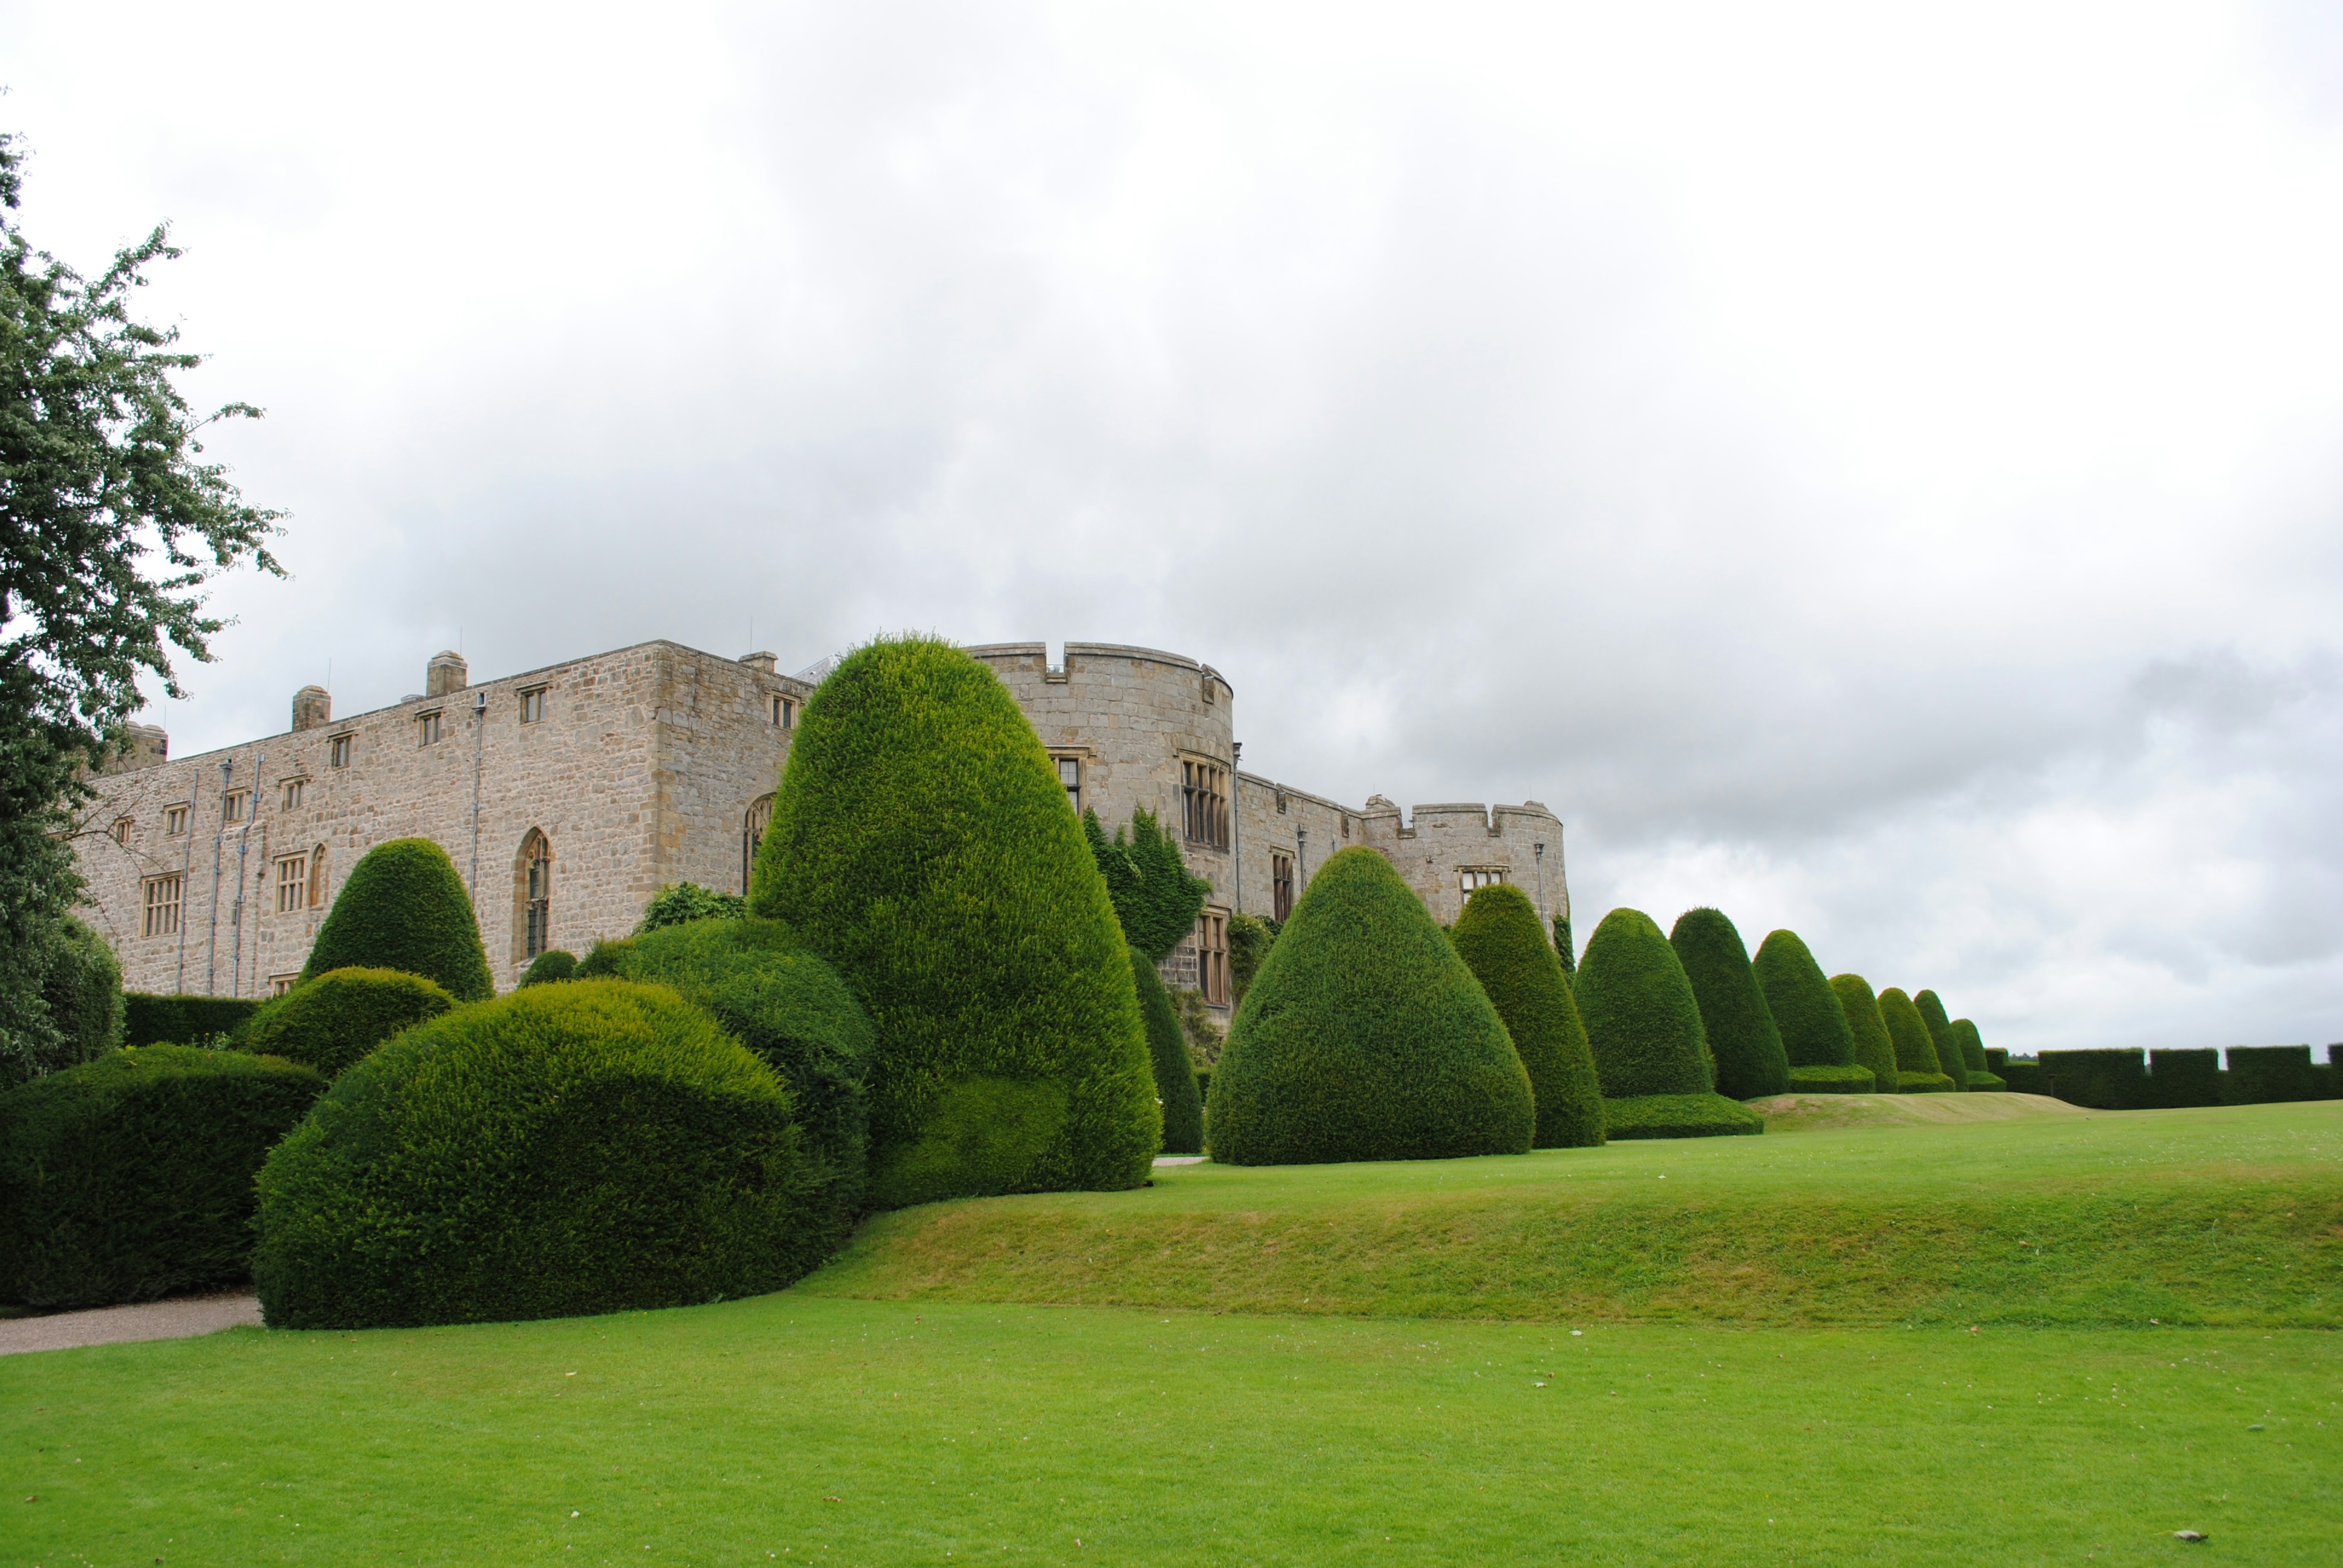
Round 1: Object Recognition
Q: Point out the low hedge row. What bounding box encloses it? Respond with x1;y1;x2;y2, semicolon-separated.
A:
123;993;263;1048
1601;1093;1765;1140
1783;1063;1875;1094
2022;1047;2340;1109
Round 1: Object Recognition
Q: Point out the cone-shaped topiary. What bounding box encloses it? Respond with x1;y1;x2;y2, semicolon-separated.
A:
1876;987;1955;1092
1131;948;1203;1154
1913;990;1968;1093
1207;846;1534;1165
1752;931;1873;1094
576;917;876;1256
253;980;811;1328
518;949;577;987
301;837;493;1002
1452;883;1605;1148
1952;1018;2002;1089
1668;909;1790;1100
748;636;1158;1207
1575;909;1763;1138
1829;974;1903;1093
238;968;456;1078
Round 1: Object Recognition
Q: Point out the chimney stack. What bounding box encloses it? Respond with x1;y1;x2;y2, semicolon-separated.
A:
102;722;169;774
426;650;469;697
737;651;778;674
292;685;332;733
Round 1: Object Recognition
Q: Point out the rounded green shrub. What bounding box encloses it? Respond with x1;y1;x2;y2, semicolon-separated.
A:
238;967;456;1077
1207;846;1534;1166
1751;930;1857;1071
1876;987;1955;1092
1668;909;1789;1100
39;915;125;1075
519;949;578;987
253;980;810;1329
1912;990;1968;1093
1131;948;1204;1154
580;915;875;1253
301;837;493;1002
1574;909;1712;1098
1829;973;1903;1093
748;636;1156;1207
1451;883;1604;1148
1600;1092;1764;1140
2;1047;324;1307
1953;1019;2004;1089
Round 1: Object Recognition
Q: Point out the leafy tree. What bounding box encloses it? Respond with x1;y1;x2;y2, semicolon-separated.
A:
0;134;281;1075
1227;912;1278;1006
1082;807;1211;962
635;881;744;933
4;913;124;1086
1668;908;1790;1099
1451;883;1604;1147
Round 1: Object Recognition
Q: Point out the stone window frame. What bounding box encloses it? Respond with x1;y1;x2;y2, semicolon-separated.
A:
519;685;549;725
268;973;301;998
1179;754;1231;851
275;851;309;914
164;803;189;837
110;815;134;847
142;873;183;938
221;789;250;824
1460;867;1508;895
328;733;353;769
770;694;793;729
1049;750;1087;815
281;776;307;812
516;829;552;964
307;843;328;909
1194;906;1230;1005
418;710;443;746
1271;851;1295;923
742;794;775;894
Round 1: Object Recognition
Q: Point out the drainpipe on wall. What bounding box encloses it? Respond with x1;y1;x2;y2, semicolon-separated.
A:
174;776;200;992
229;748;263;998
1534;840;1547;926
468;689;487;901
205;758;232;995
1296;825;1308;892
1229;740;1242;915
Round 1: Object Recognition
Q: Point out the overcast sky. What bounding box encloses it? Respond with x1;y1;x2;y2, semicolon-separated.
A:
7;1;2342;1056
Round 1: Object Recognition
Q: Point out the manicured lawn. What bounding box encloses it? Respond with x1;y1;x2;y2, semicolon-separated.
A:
6;1296;2339;1567
807;1100;2343;1326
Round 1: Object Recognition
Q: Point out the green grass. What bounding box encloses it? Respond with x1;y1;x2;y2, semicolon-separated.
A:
7;1296;2339;1567
805;1101;2343;1326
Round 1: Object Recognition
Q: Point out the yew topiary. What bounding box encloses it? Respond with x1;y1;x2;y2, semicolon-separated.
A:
1452;883;1605;1148
238;967;456;1078
1668;909;1789;1100
1752;931;1872;1094
1207;846;1534;1165
301;837;493;1002
748;636;1157;1207
1575;908;1762;1138
1913;990;1968;1093
1953;1019;2003;1089
1877;987;1955;1092
1829;974;1904;1093
518;949;578;987
1131;948;1204;1154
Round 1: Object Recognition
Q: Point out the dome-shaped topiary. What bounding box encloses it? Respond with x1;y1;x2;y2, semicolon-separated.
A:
1573;908;1763;1138
238;967;456;1078
1913;990;1968;1093
1828;973;1902;1093
1668;909;1789;1100
301;837;493;1002
1953;1019;2002;1088
1131;948;1203;1154
253;980;811;1329
1876;987;1955;1092
1752;931;1873;1094
748;636;1157;1208
577;917;876;1263
518;949;578;987
1207;846;1534;1165
1452;883;1604;1148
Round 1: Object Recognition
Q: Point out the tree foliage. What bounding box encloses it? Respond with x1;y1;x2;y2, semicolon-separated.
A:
1083;807;1212;963
1227;912;1277;1007
635;881;745;933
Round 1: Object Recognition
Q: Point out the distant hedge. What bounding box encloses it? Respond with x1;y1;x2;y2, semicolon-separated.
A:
1575;909;1713;1099
2;1047;325;1308
1752;930;1858;1074
2026;1045;2339;1109
302;837;493;1002
749;636;1157;1207
1668;909;1789;1100
254;981;810;1329
238;968;456;1078
579;918;876;1262
1828;975;1903;1094
2223;1046;2327;1105
1132;948;1204;1154
1912;991;1969;1093
1451;883;1604;1148
1602;1093;1764;1140
123;993;263;1049
1207;846;1534;1166
519;950;578;987
1877;988;1956;1092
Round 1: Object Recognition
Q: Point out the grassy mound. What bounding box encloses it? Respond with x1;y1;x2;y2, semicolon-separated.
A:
1828;973;1904;1093
1913;990;1969;1093
301;837;493;1001
1600;1093;1765;1140
1752;1090;2086;1133
1208;846;1533;1165
1667;908;1789;1099
254;980;810;1328
1131;947;1203;1154
1751;929;1858;1072
1878;988;1956;1092
748;636;1156;1207
237;967;456;1077
1451;883;1604;1148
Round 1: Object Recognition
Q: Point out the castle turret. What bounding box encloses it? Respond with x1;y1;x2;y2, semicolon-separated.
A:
292;684;332;732
426;650;469;697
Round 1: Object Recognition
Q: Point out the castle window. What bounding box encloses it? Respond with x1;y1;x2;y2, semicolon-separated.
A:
142;874;183;938
308;844;328;909
418;710;442;746
282;777;306;811
329;734;352;769
518;830;552;961
222;789;249;823
1181;759;1230;850
1194;909;1230;1005
772;694;793;728
111;816;134;846
165;803;189;837
269;973;301;998
520;687;548;724
275;852;309;913
1055;756;1081;813
1271;852;1295;923
742;794;775;893
1460;867;1507;895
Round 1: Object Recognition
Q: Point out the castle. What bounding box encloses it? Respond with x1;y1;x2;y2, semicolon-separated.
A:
73;639;1572;1018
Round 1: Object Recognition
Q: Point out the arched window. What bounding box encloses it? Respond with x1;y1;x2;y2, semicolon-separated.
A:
742;794;775;894
517;830;552;962
308;844;328;909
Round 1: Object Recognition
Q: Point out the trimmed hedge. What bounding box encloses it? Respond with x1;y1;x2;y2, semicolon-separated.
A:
1130;949;1204;1155
1913;991;1969;1093
2001;1057;2048;1096
1601;1093;1765;1140
1754;930;1858;1071
1828;974;1904;1094
2224;1045;2325;1105
1;1047;325;1307
2037;1048;2146;1108
749;636;1156;1207
578;917;876;1257
1948;1019;1999;1088
1668;909;1789;1100
123;993;262;1048
1877;988;1954;1091
2145;1047;2221;1108
254;981;811;1329
302;837;493;1002
1452;883;1605;1148
1575;909;1713;1098
1784;1063;1876;1094
1207;846;1535;1166
519;949;578;987
39;916;125;1075
237;968;456;1078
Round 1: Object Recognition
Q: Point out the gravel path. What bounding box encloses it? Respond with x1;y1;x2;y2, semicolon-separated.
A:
0;1291;262;1356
